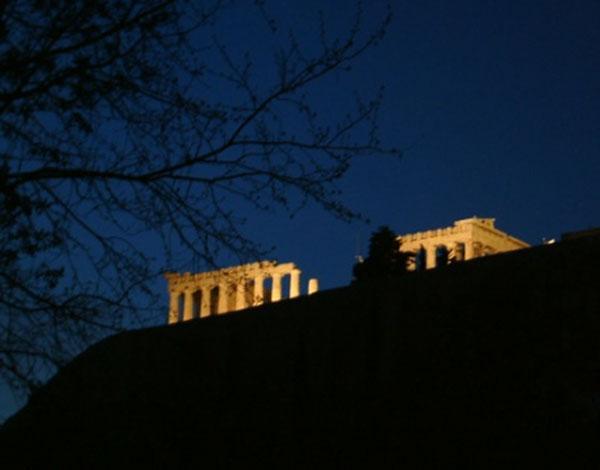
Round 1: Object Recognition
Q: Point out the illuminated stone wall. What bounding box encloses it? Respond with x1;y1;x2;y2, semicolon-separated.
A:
165;261;318;323
398;217;529;269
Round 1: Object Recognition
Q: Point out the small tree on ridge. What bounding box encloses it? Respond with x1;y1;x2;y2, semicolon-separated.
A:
352;226;412;282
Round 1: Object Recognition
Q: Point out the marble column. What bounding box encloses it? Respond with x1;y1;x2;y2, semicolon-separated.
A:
426;246;436;270
308;278;319;295
254;275;264;306
289;269;301;298
183;289;193;321
465;241;474;260
168;291;179;324
217;284;228;314
235;282;246;311
201;287;211;317
271;273;282;302
454;242;465;262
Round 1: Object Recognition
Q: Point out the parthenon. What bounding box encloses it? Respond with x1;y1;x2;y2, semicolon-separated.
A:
165;261;318;323
398;217;529;269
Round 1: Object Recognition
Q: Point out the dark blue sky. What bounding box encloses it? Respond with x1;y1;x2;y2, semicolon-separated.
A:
243;0;599;289
1;0;599;420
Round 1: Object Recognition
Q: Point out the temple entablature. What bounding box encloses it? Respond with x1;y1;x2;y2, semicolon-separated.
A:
165;261;318;324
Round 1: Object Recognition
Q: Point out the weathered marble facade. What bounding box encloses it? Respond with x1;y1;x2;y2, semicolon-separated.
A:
165;261;318;323
399;217;529;270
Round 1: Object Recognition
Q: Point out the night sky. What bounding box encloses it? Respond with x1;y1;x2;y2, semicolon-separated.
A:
246;0;600;289
1;0;599;420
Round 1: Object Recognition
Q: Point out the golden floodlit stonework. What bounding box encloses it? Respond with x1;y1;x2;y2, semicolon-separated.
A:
165;261;319;323
166;218;527;323
398;217;529;269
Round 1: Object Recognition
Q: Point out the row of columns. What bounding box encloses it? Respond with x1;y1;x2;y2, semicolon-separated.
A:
413;241;474;270
168;268;309;323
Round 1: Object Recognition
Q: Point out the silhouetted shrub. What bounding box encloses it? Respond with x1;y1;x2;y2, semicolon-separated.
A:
352;226;413;282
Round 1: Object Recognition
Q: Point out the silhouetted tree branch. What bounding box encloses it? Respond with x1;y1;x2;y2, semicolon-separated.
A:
0;0;395;394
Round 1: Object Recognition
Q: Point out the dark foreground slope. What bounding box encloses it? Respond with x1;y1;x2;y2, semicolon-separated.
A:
2;237;600;467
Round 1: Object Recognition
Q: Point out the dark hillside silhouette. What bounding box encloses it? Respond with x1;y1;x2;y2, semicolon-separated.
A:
0;0;394;394
1;235;600;467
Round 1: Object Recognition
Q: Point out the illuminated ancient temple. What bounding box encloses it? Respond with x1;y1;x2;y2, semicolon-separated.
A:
165;218;527;323
398;217;529;269
165;261;318;323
